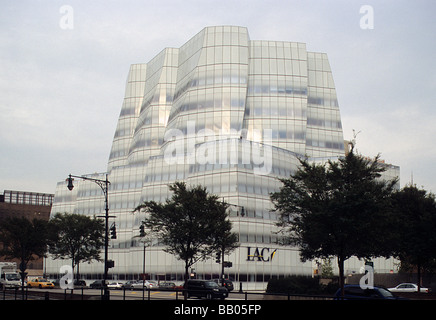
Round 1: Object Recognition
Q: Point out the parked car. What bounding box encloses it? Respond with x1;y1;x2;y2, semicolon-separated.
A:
213;279;234;292
159;281;176;290
107;282;124;290
90;280;105;289
51;279;60;287
124;280;157;290
124;280;143;290
184;279;228;300
174;283;184;290
334;285;400;300
51;279;87;288
388;283;430;293
144;280;158;289
27;278;55;289
74;279;87;287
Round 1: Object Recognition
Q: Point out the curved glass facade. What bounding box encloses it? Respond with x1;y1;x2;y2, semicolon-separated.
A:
46;26;397;289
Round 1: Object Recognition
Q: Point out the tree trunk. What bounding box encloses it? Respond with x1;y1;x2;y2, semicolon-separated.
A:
72;259;75;283
76;262;80;282
184;261;189;300
337;256;345;298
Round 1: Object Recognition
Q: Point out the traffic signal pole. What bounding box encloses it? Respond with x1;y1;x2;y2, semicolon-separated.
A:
221;247;225;287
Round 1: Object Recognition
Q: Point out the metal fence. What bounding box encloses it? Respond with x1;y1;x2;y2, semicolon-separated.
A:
1;286;334;301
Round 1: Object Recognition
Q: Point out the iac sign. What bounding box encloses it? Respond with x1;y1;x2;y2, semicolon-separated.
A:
246;247;277;262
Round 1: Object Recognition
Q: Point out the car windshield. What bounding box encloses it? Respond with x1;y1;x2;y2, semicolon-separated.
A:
205;281;219;288
5;274;20;281
378;288;395;298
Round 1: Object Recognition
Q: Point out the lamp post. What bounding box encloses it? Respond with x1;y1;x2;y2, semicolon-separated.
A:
138;223;146;296
130;222;150;298
66;173;113;300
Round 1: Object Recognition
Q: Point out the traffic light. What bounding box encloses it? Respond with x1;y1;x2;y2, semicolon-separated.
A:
107;260;115;269
215;251;221;263
110;223;117;239
139;224;145;237
66;175;74;191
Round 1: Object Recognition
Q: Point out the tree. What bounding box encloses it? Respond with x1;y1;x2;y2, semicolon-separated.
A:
211;207;239;286
392;185;436;292
48;213;105;280
270;147;397;296
320;258;334;279
0;217;50;288
134;182;238;287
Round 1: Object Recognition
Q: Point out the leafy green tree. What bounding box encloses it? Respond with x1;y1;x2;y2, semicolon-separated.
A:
134;182;238;285
271;147;397;296
320;258;334;279
48;213;105;279
0;217;50;288
392;185;436;292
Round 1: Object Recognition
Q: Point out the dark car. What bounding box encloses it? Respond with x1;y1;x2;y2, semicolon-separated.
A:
184;279;228;300
213;279;234;292
159;282;177;290
52;279;86;288
51;279;60;287
335;285;401;300
90;280;105;289
74;279;87;287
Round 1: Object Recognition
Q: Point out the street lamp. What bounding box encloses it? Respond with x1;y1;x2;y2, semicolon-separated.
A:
134;222;150;299
219;203;245;288
66;174;113;300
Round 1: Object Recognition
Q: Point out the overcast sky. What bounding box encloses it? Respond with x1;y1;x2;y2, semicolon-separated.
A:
1;0;435;194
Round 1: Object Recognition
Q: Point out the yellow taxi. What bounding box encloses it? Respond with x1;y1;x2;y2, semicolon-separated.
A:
27;278;55;289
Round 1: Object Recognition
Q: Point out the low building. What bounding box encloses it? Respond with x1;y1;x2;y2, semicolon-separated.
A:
0;190;53;275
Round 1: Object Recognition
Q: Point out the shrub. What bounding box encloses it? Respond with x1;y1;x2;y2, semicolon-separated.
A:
266;276;338;295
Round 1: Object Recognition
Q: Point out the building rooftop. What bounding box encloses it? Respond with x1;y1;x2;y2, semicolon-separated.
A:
0;190;54;207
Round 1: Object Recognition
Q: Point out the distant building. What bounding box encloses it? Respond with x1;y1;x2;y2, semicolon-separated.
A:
0;190;53;274
0;190;53;220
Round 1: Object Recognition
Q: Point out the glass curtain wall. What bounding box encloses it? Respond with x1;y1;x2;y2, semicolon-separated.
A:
46;26;396;289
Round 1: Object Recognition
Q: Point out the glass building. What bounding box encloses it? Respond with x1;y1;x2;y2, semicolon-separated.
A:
46;26;398;289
